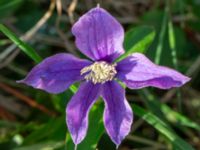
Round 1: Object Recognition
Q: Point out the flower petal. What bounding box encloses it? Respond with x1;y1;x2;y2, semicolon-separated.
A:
72;7;124;62
101;81;133;146
117;53;190;89
18;53;92;94
66;81;101;144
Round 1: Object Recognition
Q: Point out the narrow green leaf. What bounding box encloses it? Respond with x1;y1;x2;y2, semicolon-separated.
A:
155;3;168;64
14;141;64;150
0;120;20;128
0;24;42;63
0;24;80;101
168;15;182;112
69;84;78;93
0;0;23;18
0;0;23;11
116;26;155;62
133;104;195;150
161;103;200;131
0;39;10;45
23;116;66;145
0;16;79;104
138;89;166;120
65;102;104;150
140;89;200;131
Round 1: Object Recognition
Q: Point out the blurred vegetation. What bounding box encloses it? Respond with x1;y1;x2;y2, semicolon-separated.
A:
0;0;200;150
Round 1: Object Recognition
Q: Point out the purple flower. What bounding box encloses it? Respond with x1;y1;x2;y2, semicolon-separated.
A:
18;7;190;146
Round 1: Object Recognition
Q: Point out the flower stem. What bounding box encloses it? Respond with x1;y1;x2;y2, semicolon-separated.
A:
74;144;78;150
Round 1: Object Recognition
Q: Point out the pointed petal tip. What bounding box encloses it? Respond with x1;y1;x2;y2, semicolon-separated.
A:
175;75;190;88
17;53;91;94
102;81;133;146
113;116;133;146
17;78;59;94
70;132;82;145
170;73;191;88
66;117;85;145
66;82;101;146
117;53;191;89
183;76;191;84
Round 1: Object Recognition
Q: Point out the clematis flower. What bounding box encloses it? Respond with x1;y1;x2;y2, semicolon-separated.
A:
18;7;190;147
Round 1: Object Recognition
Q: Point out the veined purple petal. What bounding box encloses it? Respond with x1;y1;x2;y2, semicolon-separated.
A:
117;53;190;89
72;7;124;62
101;81;133;146
66;81;101;144
18;54;92;94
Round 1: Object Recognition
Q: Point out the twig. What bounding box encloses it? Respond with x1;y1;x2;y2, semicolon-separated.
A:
0;49;20;69
186;55;200;76
131;118;144;132
0;45;16;60
7;64;27;76
67;0;78;24
0;105;16;121
55;0;78;55
0;82;57;117
0;94;30;118
22;0;56;41
0;0;56;66
35;34;66;48
56;0;62;16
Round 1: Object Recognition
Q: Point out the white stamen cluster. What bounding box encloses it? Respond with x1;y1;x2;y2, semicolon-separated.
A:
81;61;117;84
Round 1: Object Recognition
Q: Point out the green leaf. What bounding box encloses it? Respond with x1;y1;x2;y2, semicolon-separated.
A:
133;104;195;150
23;116;66;145
65;102;104;150
0;24;42;63
154;3;168;64
0;39;10;45
116;26;155;62
140;89;200;131
0;0;24;18
161;103;200;131
14;141;64;150
69;84;78;93
0;24;82;105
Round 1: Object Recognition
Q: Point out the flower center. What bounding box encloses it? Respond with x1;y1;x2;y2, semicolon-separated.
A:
80;61;117;84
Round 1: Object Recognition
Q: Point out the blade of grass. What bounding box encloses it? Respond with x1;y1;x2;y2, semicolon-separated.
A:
140;89;200;131
0;24;78;94
0;24;81;148
14;141;65;150
132;104;195;150
1;17;102;150
168;18;178;69
0;0;23;12
0;24;42;63
0;24;79;93
115;26;155;62
167;1;182;112
138;89;166;121
0;39;11;45
154;3;168;64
